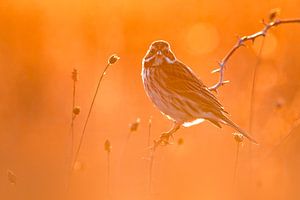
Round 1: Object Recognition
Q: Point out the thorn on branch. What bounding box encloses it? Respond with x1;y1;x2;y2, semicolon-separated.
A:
222;80;230;85
209;13;300;91
211;68;221;74
240;43;247;48
261;19;267;26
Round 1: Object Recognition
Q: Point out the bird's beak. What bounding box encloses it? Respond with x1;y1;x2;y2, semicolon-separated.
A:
153;51;164;66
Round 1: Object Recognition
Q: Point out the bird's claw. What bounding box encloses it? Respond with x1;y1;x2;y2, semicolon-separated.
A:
158;132;174;145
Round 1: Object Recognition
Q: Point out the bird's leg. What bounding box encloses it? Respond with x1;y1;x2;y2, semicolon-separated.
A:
158;123;181;145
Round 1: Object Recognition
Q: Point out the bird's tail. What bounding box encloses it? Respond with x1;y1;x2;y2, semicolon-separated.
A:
222;117;258;145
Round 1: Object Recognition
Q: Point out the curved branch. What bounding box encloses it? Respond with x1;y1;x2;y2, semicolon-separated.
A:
209;18;300;92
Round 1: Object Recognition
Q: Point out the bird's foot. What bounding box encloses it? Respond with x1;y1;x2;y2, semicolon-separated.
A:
157;132;174;146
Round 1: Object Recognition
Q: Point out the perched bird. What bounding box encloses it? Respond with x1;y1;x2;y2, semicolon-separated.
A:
141;40;257;144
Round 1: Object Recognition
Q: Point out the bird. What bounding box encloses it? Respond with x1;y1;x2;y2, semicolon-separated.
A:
141;40;257;144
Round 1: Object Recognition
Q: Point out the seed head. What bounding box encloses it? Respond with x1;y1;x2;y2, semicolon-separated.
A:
104;139;112;153
130;118;141;132
108;54;120;65
73;106;81;115
7;170;16;185
233;132;244;143
72;69;78;82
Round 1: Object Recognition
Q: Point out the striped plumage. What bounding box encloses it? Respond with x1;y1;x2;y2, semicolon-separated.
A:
142;40;257;143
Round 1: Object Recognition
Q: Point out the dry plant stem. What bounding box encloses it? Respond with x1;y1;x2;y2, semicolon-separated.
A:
107;151;111;199
248;37;265;134
233;142;240;186
65;70;78;199
148;123;179;194
147;117;152;147
147;118;154;195
209;18;300;92
148;148;155;195
73;63;112;168
71;78;76;159
247;36;265;192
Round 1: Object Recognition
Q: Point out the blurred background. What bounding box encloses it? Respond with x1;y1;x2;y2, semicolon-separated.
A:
1;0;300;200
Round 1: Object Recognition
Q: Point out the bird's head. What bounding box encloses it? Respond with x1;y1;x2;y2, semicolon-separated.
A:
143;40;176;67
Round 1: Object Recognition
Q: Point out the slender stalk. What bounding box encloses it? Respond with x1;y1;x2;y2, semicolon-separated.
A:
107;151;111;199
248;37;265;135
65;69;79;198
147;116;154;196
233;142;240;185
73;61;113;168
247;36;265;194
147;116;152;147
71;71;77;160
232;133;243;199
72;55;119;167
148;148;155;196
104;139;112;200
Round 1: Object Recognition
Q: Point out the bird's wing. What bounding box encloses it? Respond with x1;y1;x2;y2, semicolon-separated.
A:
160;61;228;117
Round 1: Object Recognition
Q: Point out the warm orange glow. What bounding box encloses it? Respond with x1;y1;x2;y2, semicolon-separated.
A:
1;1;300;200
186;23;220;55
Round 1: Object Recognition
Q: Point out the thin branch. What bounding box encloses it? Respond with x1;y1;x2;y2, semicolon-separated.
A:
209;18;300;92
72;55;120;169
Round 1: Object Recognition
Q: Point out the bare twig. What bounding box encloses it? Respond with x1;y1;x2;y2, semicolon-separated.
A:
209;18;300;92
72;55;120;169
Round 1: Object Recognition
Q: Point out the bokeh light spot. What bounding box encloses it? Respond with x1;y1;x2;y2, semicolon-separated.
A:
185;23;219;55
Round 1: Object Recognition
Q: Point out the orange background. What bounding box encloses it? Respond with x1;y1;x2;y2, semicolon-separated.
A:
1;0;300;200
